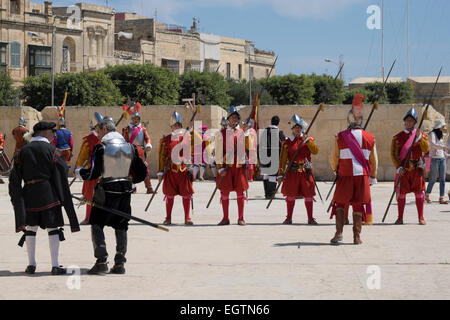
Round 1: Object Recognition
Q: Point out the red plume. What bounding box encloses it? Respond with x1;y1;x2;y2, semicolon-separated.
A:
352;94;365;109
135;102;141;113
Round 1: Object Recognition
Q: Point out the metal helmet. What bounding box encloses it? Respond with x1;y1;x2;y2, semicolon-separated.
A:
132;112;141;119
221;117;228;127
170;111;182;127
289;114;308;129
19;117;27;126
103;116;114;124
227;106;241;120
94;112;104;124
58;117;66;127
403;108;418;122
244;119;255;129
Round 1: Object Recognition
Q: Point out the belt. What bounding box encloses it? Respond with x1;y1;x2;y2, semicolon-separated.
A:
25;179;47;185
289;162;306;172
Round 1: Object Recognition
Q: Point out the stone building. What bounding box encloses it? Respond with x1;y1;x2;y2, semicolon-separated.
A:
114;15;276;81
1;1;275;86
0;1;114;84
407;76;450;121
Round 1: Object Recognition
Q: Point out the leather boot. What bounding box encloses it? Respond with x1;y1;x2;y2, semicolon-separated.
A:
353;212;363;245
330;208;345;244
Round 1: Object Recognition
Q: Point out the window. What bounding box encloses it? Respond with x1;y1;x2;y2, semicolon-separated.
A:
0;43;7;72
10;0;20;14
238;64;242;80
226;63;231;79
10;41;21;68
161;59;180;74
29;45;52;76
184;60;201;73
204;59;219;73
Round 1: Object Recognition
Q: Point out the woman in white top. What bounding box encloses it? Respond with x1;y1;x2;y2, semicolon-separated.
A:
425;119;448;204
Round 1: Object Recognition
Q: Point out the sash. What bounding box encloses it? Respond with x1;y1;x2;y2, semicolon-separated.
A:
340;129;372;216
399;129;417;163
129;126;142;145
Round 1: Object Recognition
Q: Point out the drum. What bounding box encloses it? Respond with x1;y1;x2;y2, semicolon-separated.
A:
0;149;12;175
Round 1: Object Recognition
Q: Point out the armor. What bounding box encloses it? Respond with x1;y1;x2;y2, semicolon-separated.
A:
103;116;114;124
227;106;241;120
95;112;104;124
170;111;182;127
244;119;255;129
19;117;27;126
289;114;308;129
221;117;228;127
404;108;418;122
102;138;134;181
132;112;141;119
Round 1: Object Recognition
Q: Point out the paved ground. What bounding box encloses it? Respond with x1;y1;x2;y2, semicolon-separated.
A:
0;178;449;300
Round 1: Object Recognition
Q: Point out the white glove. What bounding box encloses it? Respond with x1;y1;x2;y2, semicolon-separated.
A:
369;177;378;186
157;172;164;177
396;167;404;174
75;167;83;180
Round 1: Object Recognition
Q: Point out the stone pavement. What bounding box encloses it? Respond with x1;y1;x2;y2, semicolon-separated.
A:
0;178;449;300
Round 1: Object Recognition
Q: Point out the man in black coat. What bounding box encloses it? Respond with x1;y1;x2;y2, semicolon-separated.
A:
259;116;287;199
75;118;147;275
9;122;80;275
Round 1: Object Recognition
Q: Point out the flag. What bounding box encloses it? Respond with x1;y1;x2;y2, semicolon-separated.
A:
59;91;68;119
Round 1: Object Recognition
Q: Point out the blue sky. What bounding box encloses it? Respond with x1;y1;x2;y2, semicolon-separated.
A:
52;0;450;83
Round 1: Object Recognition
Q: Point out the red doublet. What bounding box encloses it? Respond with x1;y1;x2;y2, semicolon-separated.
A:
12;126;29;151
280;136;316;198
159;134;194;197
216;127;249;193
392;130;428;195
332;129;376;206
81;133;100;220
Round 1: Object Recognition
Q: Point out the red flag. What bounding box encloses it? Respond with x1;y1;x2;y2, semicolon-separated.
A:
59;91;68;119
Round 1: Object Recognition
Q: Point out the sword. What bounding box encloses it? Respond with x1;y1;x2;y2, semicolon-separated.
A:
72;195;169;232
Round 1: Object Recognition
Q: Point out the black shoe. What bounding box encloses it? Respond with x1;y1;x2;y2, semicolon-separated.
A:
25;265;36;275
88;262;109;275
110;264;126;275
51;266;67;275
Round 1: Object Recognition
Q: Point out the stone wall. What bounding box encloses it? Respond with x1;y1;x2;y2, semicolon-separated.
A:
0;104;445;181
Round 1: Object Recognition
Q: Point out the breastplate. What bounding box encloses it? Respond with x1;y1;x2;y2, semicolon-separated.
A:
102;139;133;179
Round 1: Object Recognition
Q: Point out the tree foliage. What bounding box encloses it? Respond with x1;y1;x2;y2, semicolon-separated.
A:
261;74;315;105
22;72;123;110
0;71;17;106
179;71;231;107
103;63;180;105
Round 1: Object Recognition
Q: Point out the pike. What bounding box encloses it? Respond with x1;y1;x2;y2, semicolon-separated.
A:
326;59;396;212
145;100;201;212
72;195;169;232
115;95;134;127
382;67;443;223
266;103;325;210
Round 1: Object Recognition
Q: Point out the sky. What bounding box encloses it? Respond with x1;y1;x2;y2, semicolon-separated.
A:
52;0;450;84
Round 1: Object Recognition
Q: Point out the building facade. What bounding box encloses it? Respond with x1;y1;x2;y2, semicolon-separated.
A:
0;1;114;84
1;1;275;86
113;15;276;81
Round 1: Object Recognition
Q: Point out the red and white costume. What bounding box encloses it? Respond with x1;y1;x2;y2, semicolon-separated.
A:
215;124;250;224
122;123;153;192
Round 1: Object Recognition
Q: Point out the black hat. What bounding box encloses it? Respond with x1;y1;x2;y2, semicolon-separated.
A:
32;122;56;137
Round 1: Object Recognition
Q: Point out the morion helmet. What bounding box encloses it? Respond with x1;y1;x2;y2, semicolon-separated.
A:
19;117;27;126
403;108;418;122
170;111;182;127
289;114;308;129
227;106;241;120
